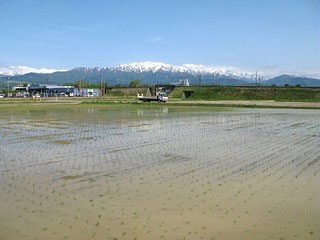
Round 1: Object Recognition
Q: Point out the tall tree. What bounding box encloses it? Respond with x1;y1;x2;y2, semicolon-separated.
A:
129;80;141;88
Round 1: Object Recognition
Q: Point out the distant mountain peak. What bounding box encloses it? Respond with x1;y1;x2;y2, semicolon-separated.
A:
262;74;320;86
71;67;106;72
2;62;320;87
115;61;257;80
116;61;175;73
0;66;67;76
276;74;309;79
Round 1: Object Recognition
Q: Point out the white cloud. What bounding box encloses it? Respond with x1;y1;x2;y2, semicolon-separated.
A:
150;36;163;44
0;66;67;76
60;25;92;31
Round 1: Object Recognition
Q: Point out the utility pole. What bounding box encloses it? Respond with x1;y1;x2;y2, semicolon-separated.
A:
104;80;106;97
100;76;105;97
255;71;258;86
7;77;10;97
100;76;103;98
198;75;202;86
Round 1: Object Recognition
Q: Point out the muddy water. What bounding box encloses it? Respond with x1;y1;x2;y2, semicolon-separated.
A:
0;105;319;240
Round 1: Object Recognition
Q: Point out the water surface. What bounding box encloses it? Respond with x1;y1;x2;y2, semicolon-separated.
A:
0;105;319;240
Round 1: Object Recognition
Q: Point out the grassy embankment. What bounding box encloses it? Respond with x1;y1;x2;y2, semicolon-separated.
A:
169;86;320;102
2;86;320;109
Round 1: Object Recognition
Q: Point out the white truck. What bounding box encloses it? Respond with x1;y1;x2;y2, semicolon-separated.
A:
137;92;168;103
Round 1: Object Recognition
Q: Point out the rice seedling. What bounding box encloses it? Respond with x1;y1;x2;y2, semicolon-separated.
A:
1;105;319;240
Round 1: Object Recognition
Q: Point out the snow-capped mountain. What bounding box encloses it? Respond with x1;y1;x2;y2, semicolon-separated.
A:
116;62;176;73
1;61;320;86
71;67;106;73
0;66;67;76
115;61;258;80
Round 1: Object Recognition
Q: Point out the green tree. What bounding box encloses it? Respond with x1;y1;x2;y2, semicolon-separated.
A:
129;80;141;88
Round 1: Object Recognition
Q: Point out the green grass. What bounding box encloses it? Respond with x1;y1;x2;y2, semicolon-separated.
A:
1;91;320;110
166;102;320;109
170;86;320;102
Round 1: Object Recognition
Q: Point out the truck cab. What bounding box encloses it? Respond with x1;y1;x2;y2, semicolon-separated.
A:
156;92;168;102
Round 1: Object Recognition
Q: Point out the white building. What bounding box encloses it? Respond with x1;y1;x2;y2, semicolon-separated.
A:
74;88;100;97
170;79;190;87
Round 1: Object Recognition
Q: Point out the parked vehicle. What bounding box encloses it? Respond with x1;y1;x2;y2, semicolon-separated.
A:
137;92;168;102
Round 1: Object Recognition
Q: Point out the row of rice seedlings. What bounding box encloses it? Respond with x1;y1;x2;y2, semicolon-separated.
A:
1;107;319;239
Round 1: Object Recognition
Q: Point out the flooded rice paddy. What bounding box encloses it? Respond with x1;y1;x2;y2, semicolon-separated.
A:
0;105;319;240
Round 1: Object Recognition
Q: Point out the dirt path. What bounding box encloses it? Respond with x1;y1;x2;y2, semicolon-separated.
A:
173;100;320;109
2;98;320;109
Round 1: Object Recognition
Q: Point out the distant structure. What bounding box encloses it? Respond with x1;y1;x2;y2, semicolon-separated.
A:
170;79;190;87
198;75;202;85
27;85;74;97
74;88;100;97
14;84;100;97
13;85;28;97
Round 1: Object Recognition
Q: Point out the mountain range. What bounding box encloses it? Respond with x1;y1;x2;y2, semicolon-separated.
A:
1;62;320;87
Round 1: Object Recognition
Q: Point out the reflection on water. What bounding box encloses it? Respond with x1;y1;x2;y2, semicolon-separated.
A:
0;105;319;240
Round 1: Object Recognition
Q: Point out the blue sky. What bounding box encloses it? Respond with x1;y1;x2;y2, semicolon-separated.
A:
0;0;319;77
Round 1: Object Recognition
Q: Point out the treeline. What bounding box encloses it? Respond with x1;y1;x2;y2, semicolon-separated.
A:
63;80;142;88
